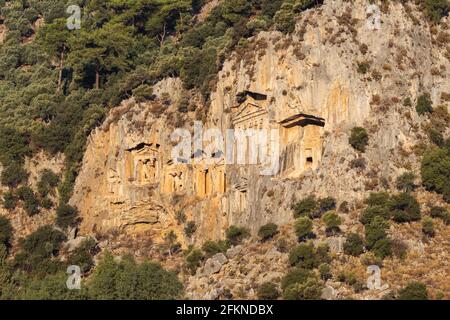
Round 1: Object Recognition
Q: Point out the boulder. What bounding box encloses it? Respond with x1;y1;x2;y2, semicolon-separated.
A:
321;286;336;300
200;253;228;276
66;236;88;252
226;245;243;259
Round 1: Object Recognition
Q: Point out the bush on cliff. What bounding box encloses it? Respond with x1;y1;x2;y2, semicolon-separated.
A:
258;223;278;241
349;127;369;152
226;226;250;245
398;282;429;300
88;253;183;300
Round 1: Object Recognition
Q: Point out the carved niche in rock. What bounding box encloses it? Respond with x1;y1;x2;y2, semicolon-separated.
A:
279;113;325;177
193;150;226;197
230;91;271;165
234;177;248;212
162;159;187;193
231;91;269;130
125;142;160;186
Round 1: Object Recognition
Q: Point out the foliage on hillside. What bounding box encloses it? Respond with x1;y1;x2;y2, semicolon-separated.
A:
0;0;329;230
0;0;449;300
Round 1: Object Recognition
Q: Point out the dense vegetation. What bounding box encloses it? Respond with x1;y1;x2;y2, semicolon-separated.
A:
0;0;328;236
0;225;183;299
421;139;450;203
0;0;449;300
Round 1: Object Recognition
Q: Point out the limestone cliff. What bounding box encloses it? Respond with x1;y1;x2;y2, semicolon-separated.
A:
71;0;450;248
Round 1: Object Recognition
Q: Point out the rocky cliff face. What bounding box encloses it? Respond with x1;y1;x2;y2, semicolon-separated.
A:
71;0;450;248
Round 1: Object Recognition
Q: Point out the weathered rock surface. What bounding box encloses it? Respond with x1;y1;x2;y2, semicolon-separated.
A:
70;0;450;247
197;253;228;277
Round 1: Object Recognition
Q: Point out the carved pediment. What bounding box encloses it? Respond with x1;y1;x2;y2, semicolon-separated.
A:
231;101;268;127
231;91;269;127
135;145;158;156
279;113;325;128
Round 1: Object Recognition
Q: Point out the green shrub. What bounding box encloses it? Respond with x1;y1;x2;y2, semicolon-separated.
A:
88;253;183;299
184;221;197;237
0;127;31;165
365;216;388;250
372;238;392;259
55;204;78;229
13;225;66;277
226;225;250;245
315;242;331;264
396;172;417;192
427;128;444;147
258;223;278;241
132;84;154;103
67;238;97;274
416;93;433;115
398;282;429;300
288;242;318;269
322;211;342;234
19;226;65;258
20;272;86;300
185;248;204;275
403;97;412;107
201;240;228;258
2;191;17;210
360;205;390;225
360;252;383;267
365;192;390;207
281;267;312;290
357;61;370;74
337;271;365;292
257;282;280;300
337;271;358;286
17;186;39;216
338;201;349;213
389;193;421;223
291;196;317;218
344;233;365;256
283;277;323;300
349;127;369;152
318;263;332;280
37;169;59;197
0;215;13;246
421;217;435;237
421;146;450;203
1;163;28;187
318;197;336;214
40;197;53;209
425;0;450;23
429;206;449;224
0;243;7;263
294;217;313;241
274;3;295;33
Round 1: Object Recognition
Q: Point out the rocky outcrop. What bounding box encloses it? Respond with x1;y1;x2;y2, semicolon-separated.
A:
197;253;228;277
71;0;450;247
0;151;64;248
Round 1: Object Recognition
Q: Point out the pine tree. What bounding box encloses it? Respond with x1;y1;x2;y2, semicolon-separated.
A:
38;18;72;92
